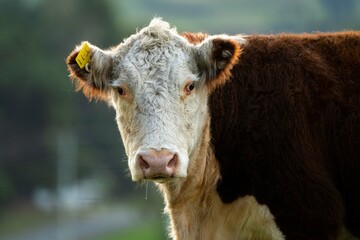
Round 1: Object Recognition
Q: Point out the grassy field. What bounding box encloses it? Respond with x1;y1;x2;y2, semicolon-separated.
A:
93;221;166;240
0;200;165;240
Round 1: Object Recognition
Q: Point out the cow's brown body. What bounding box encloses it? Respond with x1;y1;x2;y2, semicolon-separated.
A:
204;32;360;239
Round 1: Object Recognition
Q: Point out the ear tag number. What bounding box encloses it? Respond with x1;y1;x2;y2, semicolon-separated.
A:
75;42;90;69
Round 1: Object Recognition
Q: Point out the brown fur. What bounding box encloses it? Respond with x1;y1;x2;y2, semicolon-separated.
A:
182;32;208;44
184;32;360;239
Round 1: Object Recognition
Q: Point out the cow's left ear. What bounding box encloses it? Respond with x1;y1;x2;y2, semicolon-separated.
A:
194;36;242;92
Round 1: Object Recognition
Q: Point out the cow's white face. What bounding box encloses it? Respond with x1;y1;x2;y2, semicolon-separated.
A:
67;18;243;182
109;38;208;181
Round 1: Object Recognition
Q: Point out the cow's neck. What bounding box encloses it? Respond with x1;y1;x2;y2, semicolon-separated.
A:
158;116;222;239
157;116;284;240
160;116;217;199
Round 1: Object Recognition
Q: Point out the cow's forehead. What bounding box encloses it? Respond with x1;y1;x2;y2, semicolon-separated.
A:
112;35;197;91
124;39;188;76
113;19;196;86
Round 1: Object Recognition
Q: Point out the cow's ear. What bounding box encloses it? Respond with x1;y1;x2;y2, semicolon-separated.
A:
194;36;242;92
66;42;114;101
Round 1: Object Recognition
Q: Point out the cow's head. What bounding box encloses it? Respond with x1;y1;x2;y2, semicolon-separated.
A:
67;18;242;182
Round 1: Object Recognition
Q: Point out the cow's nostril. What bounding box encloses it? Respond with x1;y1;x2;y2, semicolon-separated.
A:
139;157;150;170
167;155;177;169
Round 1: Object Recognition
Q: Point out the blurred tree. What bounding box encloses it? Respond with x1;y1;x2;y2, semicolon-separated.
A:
318;0;359;30
321;0;355;18
0;0;130;207
0;0;55;203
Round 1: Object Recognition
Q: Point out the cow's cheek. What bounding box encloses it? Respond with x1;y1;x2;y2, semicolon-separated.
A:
185;93;208;154
114;105;139;156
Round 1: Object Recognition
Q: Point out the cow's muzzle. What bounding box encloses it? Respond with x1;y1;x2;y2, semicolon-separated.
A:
136;148;178;181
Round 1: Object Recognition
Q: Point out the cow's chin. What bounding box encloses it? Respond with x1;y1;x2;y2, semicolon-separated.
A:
149;176;182;184
131;170;187;183
132;172;187;183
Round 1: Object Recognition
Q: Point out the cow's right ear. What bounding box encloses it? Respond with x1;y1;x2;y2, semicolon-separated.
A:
193;36;242;92
66;42;114;101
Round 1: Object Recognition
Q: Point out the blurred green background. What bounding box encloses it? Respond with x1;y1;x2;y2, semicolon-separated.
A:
0;0;359;239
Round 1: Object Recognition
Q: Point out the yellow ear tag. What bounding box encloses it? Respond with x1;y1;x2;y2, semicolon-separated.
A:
75;42;91;69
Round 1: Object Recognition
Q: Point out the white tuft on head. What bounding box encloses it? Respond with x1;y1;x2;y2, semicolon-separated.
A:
138;18;178;50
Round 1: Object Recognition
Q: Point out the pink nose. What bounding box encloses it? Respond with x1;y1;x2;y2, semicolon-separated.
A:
137;149;177;179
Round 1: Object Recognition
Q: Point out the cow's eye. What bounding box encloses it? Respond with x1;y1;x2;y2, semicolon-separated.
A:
184;81;195;95
117;87;126;96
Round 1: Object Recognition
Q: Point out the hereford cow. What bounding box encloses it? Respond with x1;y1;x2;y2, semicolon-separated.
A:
66;18;360;239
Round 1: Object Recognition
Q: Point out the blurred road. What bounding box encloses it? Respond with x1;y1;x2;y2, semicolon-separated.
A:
1;206;140;240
